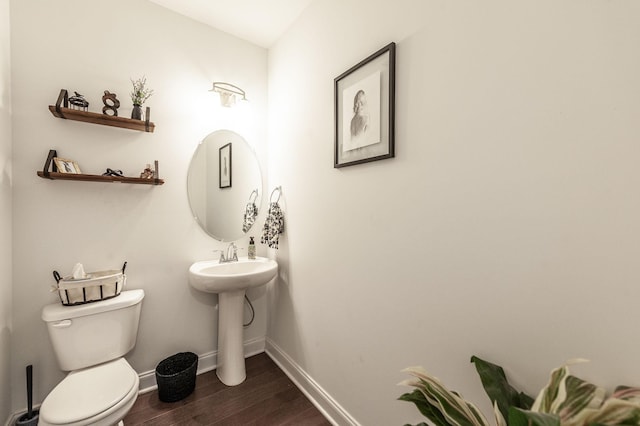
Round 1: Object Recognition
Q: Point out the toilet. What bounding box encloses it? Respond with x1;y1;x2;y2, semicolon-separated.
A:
39;289;145;426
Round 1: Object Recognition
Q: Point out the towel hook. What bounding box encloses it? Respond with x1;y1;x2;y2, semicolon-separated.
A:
248;189;258;203
270;186;282;203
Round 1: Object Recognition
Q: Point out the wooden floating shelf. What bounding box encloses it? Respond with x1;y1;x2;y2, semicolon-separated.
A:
48;105;155;132
37;171;164;185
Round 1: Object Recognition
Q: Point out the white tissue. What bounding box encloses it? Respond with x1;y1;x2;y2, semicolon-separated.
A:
71;263;87;279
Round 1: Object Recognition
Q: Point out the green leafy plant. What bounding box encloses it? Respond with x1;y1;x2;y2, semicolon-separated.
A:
399;356;640;426
130;76;154;106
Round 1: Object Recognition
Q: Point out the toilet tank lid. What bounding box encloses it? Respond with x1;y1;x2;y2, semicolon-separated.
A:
42;289;145;322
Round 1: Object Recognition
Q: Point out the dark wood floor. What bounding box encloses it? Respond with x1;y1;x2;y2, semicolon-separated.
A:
124;353;332;425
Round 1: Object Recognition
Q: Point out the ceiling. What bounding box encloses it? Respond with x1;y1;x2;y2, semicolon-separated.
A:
148;0;314;48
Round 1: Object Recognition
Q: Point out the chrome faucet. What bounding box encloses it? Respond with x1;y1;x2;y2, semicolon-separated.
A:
217;242;238;263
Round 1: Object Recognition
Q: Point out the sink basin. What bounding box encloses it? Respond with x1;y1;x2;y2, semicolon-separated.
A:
189;256;278;293
188;256;278;386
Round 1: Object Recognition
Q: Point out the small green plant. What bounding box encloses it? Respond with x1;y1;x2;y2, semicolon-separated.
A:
399;356;640;426
130;76;154;106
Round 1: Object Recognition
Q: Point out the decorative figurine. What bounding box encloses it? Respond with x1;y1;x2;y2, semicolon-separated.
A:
102;168;124;177
130;76;154;120
68;92;89;111
101;91;120;116
140;164;154;179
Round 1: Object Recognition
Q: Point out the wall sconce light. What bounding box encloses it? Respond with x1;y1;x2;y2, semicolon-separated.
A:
209;82;248;107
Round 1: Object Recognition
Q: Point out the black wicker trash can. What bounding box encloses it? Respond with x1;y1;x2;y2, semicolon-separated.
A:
155;352;198;402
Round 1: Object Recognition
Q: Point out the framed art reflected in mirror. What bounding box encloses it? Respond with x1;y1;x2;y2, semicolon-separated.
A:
219;142;232;188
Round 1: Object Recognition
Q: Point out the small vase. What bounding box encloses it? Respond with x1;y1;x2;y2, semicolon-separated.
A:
131;104;143;120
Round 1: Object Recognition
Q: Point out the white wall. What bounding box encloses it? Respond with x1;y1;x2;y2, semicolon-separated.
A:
0;0;12;420
10;0;267;413
267;1;640;424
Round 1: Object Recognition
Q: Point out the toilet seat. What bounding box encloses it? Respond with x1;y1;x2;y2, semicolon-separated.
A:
40;358;139;426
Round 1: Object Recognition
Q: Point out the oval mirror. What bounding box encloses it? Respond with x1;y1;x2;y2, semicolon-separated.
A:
187;130;263;242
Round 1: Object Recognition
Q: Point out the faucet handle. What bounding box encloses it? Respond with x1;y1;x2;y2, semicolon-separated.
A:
229;242;238;261
213;249;226;262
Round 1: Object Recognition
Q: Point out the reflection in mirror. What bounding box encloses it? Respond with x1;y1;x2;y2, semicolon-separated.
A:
187;130;262;242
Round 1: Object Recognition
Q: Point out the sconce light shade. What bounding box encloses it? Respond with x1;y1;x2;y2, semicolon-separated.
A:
210;82;247;107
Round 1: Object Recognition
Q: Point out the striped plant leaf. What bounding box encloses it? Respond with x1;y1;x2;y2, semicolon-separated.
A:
399;388;450;426
579;398;640;425
531;359;590;414
612;386;640;404
564;386;640;426
531;364;569;414
556;375;605;423
400;367;490;426
529;360;640;426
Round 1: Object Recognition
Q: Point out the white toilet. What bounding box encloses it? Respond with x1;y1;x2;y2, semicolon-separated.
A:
39;289;145;426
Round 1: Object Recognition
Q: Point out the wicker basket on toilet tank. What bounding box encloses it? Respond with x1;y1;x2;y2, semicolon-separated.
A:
52;262;127;306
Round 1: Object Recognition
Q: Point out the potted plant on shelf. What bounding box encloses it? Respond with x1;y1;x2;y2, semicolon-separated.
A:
130;76;153;120
399;356;640;426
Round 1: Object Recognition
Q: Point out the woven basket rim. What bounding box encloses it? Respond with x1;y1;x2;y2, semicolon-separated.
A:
156;352;198;378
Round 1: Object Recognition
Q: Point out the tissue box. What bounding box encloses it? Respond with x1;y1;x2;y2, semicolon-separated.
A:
54;269;126;306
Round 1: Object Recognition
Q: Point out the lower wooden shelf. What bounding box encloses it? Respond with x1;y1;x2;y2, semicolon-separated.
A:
37;171;164;185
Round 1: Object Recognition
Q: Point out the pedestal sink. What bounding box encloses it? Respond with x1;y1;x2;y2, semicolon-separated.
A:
188;256;277;385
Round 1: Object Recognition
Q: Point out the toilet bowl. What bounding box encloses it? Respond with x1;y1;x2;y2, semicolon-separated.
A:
40;289;145;426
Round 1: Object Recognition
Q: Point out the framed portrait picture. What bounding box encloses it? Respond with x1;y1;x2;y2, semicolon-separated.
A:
219;142;232;188
53;157;82;174
334;42;395;168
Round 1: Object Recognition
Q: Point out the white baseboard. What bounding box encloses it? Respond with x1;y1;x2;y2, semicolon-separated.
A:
139;336;266;394
265;338;359;426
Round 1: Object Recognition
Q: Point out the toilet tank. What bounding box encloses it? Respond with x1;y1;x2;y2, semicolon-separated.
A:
42;289;145;371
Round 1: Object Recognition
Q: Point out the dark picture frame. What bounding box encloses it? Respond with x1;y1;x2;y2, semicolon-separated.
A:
334;42;395;168
219;142;232;188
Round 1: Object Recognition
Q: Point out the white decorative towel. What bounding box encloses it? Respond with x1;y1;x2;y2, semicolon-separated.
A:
261;202;284;249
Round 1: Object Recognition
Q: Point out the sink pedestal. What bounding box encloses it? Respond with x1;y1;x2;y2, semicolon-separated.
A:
188;256;278;386
216;289;247;386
